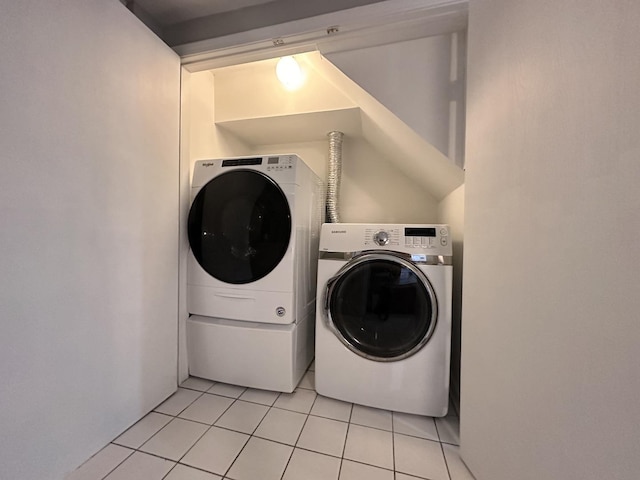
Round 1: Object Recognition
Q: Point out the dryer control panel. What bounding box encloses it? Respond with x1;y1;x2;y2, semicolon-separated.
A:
191;154;300;188
320;223;452;256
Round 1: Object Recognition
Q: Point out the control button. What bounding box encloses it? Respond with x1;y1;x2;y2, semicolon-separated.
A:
373;230;390;246
440;228;448;236
405;236;412;246
421;237;428;246
440;237;448;246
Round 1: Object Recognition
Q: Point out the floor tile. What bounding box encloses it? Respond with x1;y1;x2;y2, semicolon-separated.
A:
207;382;247;398
395;474;429;480
66;444;133;480
393;412;439;441
442;443;476;480
214;400;269;434
227;437;293;480
297;370;315;390
273;388;317;414
180;426;249;476
239;388;280;406
70;370;465;480
394;433;449;480
164;464;222;480
343;424;393;470
253;407;307;445
178;393;234;425
103;451;175;480
436;415;460;445
113;412;172;449
282;448;340;480
310;395;352;422
296;415;348;457
350;404;392;431
339;460;394;480
139;418;208;461
180;377;216;392
154;388;202;416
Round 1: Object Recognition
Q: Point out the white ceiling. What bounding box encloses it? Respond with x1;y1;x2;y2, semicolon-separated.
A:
132;0;278;26
124;0;389;46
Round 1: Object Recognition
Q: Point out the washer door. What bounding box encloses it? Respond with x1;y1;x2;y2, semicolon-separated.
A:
325;252;438;361
188;169;291;284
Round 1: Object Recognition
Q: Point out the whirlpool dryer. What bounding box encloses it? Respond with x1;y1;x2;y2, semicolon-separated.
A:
315;223;453;416
187;154;323;392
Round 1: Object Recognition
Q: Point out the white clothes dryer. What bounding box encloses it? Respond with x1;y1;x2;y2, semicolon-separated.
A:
315;223;452;416
187;154;323;325
186;154;323;392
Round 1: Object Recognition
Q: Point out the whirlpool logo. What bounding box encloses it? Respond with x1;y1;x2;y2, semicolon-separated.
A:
202;162;216;167
331;230;347;234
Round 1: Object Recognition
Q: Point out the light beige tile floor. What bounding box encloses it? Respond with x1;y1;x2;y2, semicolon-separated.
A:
67;362;475;480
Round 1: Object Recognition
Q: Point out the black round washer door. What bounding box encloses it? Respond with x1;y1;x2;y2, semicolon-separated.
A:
188;169;291;284
327;254;437;361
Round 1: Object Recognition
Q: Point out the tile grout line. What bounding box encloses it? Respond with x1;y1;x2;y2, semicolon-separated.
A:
116;414;444;478
391;411;397;476
174;391;247;473
277;388;321;480
106;370;455;480
162;388;206;416
97;447;135;480
336;401;354;480
440;441;454;480
107;391;208;472
222;387;306;480
434;415;454;480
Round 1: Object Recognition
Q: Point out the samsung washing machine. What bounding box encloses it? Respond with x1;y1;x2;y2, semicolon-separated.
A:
315;223;452;416
186;154;323;392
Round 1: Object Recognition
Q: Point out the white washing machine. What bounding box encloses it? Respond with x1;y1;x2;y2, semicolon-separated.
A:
187;154;323;392
315;223;452;416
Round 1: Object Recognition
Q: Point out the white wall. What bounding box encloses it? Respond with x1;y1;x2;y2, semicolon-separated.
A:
252;138;439;224
0;2;180;479
326;33;467;168
461;1;640;479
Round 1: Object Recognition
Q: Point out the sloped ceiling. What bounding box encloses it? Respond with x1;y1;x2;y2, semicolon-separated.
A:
208;52;464;199
125;0;386;46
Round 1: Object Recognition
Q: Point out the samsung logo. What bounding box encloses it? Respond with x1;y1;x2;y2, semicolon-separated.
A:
331;230;347;234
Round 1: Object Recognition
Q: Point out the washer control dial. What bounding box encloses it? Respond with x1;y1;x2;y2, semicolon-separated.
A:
373;230;390;246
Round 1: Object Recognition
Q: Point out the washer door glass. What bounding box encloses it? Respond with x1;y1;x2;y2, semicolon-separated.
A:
188;170;291;284
327;254;437;361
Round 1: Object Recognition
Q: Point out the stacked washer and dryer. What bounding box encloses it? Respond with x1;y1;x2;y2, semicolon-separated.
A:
315;223;453;416
186;154;323;392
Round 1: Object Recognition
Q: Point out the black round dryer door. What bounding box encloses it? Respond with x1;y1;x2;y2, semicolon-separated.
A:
188;169;291;284
326;253;438;361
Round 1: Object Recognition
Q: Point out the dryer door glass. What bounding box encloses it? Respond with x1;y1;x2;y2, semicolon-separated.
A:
328;256;437;360
188;170;291;284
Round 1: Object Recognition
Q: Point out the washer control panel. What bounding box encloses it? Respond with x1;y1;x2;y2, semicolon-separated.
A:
365;227;400;247
364;226;449;251
403;226;450;249
320;224;452;256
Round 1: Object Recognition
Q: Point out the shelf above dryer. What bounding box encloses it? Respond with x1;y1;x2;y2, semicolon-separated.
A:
215;107;362;145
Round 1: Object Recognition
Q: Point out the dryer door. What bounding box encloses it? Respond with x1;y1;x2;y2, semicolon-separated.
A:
325;252;438;361
188;169;291;284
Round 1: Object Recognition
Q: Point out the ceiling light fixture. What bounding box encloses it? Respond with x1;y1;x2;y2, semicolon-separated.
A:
276;56;304;90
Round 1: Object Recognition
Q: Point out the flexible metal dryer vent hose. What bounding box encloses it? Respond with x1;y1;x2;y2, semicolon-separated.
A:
326;131;344;223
